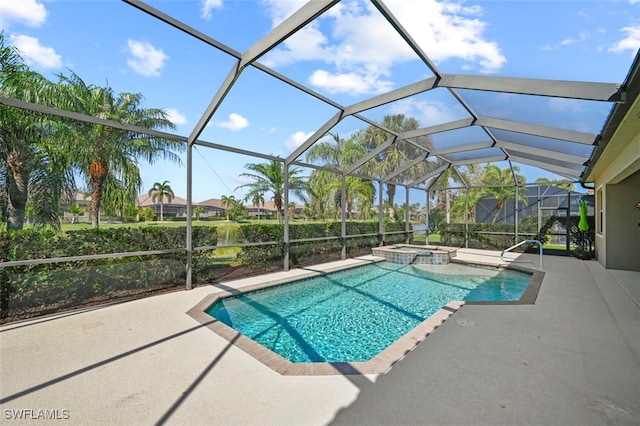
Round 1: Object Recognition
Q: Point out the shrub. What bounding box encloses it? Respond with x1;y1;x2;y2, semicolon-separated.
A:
236;221;407;267
0;226;217;322
440;223;515;249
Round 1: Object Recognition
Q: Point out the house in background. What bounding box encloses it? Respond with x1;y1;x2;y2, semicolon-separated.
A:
60;192;285;222
196;198;226;219
137;193;189;219
137;195;231;219
60;191;92;223
246;200;277;219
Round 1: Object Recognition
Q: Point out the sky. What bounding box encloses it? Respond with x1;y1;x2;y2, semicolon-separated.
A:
1;0;639;205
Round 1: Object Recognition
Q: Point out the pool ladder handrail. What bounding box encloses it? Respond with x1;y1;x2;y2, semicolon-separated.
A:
500;240;543;269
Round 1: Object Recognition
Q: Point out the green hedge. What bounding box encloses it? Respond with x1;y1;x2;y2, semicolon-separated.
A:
237;221;407;267
0;219;417;322
0;226;217;321
440;223;516;249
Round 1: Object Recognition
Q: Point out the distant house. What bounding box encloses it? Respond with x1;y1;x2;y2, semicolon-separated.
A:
244;200;308;218
61;191;92;223
137;194;189;219
62;191;291;222
246;200;277;218
137;195;249;219
196;198;226;218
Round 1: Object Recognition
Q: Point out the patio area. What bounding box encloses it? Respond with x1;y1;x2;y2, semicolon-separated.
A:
1;249;638;425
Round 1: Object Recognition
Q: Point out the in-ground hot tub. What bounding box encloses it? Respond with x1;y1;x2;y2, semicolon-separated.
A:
372;244;458;265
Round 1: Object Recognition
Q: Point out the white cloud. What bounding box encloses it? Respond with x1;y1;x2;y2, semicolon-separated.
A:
309;69;393;95
216;113;249;131
609;26;640;56
395;0;505;72
388;98;461;127
577;10;591;20
201;0;223;20
165;108;188;125
285;131;314;151
261;0;505;95
560;31;589;46
261;0;309;27
0;0;47;28
126;40;168;77
9;34;62;69
263;26;332;67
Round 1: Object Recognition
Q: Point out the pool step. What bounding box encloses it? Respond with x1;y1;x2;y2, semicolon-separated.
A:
410;251;431;265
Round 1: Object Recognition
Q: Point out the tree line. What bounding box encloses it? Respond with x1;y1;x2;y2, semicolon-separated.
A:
234;124;539;225
2;32;567;232
0;33;183;231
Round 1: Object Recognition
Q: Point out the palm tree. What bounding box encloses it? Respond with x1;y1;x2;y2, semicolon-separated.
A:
193;206;205;221
58;72;182;227
0;34;75;231
534;177;574;191
306;169;334;220
352;177;375;220
68;203;83;224
247;192;264;220
288;202;297;218
431;165;481;223
481;164;526;223
220;194;237;221
236;160;306;224
148;180;174;222
360;114;432;220
307;132;374;219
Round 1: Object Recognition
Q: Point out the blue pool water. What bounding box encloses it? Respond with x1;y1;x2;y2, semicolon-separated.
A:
206;261;530;363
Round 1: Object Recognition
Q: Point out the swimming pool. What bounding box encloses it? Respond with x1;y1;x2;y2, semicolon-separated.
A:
205;261;531;364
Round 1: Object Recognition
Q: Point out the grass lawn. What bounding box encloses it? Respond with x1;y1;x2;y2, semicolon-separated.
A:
412;233;442;243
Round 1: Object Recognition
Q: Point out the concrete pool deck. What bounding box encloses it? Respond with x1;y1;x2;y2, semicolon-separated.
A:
1;249;639;425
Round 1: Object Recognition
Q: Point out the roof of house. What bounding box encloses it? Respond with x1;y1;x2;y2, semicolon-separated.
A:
197;198;223;208
138;194;188;207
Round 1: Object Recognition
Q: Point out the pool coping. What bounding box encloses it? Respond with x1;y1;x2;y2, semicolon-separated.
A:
187;258;544;376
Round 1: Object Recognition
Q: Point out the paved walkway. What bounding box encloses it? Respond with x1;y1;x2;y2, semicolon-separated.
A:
1;250;638;425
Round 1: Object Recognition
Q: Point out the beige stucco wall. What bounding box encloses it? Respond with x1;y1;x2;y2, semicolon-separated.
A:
592;131;640;271
604;170;640;271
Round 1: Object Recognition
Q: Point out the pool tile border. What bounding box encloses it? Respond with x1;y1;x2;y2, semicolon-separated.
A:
187;260;544;376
